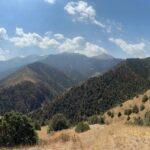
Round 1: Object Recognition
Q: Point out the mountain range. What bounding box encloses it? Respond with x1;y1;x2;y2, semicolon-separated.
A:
1;52;149;125
32;57;150;123
0;53;120;115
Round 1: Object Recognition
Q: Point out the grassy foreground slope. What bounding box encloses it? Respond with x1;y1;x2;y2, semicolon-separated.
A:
33;57;150;123
10;124;150;150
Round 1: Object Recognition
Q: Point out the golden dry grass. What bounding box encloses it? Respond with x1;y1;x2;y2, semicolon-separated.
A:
7;123;150;150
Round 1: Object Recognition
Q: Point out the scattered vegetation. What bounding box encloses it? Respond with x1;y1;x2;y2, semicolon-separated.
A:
132;105;139;114
107;111;114;118
75;122;90;133
132;111;150;126
0;112;38;147
118;112;122;117
142;95;148;103
48;114;69;132
140;104;145;111
124;109;132;116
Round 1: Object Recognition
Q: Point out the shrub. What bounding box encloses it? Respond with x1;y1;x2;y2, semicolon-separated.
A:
132;105;139;114
140;104;145;111
75;122;90;133
118;112;122;117
124;109;132;116
87;115;104;125
127;116;130;121
107;111;112;116
142;95;148;103
107;111;114;118
0;112;38;147
110;112;114;118
133;117;143;126
48;114;69;132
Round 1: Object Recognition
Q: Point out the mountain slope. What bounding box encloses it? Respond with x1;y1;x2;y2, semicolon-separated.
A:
33;57;150;123
42;53;121;81
0;55;45;80
0;62;74;114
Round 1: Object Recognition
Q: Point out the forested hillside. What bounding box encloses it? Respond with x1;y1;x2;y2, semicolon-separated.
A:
0;62;74;114
32;58;150;123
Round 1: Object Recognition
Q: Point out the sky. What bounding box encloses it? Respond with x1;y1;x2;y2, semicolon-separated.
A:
0;0;150;60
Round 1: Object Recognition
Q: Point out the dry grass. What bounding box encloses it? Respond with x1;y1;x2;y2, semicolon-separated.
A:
6;123;150;150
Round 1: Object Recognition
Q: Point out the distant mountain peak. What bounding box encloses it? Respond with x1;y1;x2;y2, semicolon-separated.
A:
93;53;114;60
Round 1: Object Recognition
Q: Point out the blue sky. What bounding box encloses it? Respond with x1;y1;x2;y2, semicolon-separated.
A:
0;0;150;60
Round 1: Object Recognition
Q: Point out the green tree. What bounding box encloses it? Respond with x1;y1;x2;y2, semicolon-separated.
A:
48;114;69;132
0;112;38;147
75;122;90;133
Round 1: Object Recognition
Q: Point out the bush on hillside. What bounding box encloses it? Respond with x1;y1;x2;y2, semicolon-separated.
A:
124;109;132;116
127;116;130;121
140;104;145;111
0;112;38;147
107;111;114;118
133;117;143;126
118;112;122;117
87;115;104;125
48;114;69;132
142;95;148;103
75;122;90;133
132;105;139;114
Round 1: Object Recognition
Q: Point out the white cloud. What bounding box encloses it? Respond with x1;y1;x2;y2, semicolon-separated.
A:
0;27;8;40
54;34;65;40
109;38;146;57
59;36;107;57
10;28;59;49
0;48;9;61
9;28;107;57
44;0;56;4
64;1;105;28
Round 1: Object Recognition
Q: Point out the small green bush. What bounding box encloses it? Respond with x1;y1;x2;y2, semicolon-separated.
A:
132;105;139;114
142;95;148;103
124;109;132;116
0;112;38;147
140;104;145;111
75;122;90;133
48;114;69;132
87;115;104;125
